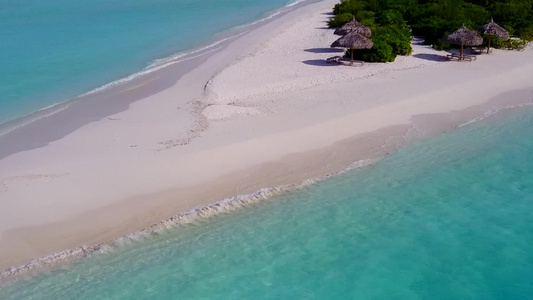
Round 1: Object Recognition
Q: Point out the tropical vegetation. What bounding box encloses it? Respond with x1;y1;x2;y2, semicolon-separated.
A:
329;0;533;62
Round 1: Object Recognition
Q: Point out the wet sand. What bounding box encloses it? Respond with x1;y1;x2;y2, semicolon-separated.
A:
1;0;533;277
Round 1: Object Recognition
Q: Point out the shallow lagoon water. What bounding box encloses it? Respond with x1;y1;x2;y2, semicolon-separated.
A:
3;0;533;298
0;0;294;124
1;107;532;299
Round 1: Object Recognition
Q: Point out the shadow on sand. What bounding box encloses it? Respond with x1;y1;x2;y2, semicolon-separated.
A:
412;53;448;62
302;59;338;66
304;48;344;54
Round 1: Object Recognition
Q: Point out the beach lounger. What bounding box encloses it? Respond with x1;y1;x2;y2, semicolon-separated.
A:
471;46;492;54
446;53;476;62
326;56;364;66
326;56;342;63
471;47;484;54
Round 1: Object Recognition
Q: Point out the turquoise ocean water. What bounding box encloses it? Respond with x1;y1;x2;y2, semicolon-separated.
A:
1;106;532;298
0;0;297;124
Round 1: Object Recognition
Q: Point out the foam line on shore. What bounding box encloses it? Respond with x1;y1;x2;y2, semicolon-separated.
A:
2;98;532;282
81;45;229;98
2;0;533;286
457;101;533;128
0;102;73;138
0;158;377;283
79;0;316;98
2;87;532;283
0;38;234;139
0;0;314;135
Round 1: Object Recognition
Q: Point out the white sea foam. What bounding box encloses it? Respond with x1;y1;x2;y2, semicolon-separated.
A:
0;102;72;138
96;0;307;98
245;10;286;27
80;44;228;98
0;0;312;137
0;0;328;282
286;0;308;7
457;102;533;128
146;32;249;70
234;0;308;28
82;0;311;97
0;45;227;138
2;96;531;278
0;156;376;282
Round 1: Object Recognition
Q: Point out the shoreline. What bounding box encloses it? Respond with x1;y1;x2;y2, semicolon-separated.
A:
0;0;316;131
2;97;532;282
0;0;321;158
0;0;338;273
0;154;380;281
2;0;533;281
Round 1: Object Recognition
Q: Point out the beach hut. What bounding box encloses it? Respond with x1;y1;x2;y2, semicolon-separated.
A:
443;25;483;59
334;18;372;38
331;31;373;65
478;18;510;54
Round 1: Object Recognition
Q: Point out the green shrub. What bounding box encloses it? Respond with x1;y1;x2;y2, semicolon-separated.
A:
377;26;413;55
350;37;397;62
490;35;530;50
333;0;367;16
501;38;529;50
432;41;452;51
328;13;354;28
389;37;413;55
329;0;533;63
518;29;533;42
354;10;376;27
329;1;413;62
377;9;405;26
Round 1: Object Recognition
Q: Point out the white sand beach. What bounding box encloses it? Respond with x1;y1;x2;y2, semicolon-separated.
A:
1;0;533;275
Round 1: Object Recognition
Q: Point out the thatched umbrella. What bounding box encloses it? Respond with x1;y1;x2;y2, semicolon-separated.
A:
443;25;483;57
331;31;373;64
334;18;372;38
478;18;509;54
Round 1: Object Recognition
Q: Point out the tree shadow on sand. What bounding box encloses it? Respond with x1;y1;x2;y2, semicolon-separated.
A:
304;48;344;54
302;59;339;66
412;53;448;62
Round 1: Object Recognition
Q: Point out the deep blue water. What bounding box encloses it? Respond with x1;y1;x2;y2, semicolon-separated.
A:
1;106;532;299
0;0;294;124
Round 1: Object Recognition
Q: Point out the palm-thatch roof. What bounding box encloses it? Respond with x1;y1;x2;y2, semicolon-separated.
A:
478;18;509;40
443;25;483;46
331;31;373;64
443;25;483;57
334;19;372;38
331;31;373;49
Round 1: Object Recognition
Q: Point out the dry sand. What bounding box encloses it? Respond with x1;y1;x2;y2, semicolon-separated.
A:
1;0;533;276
